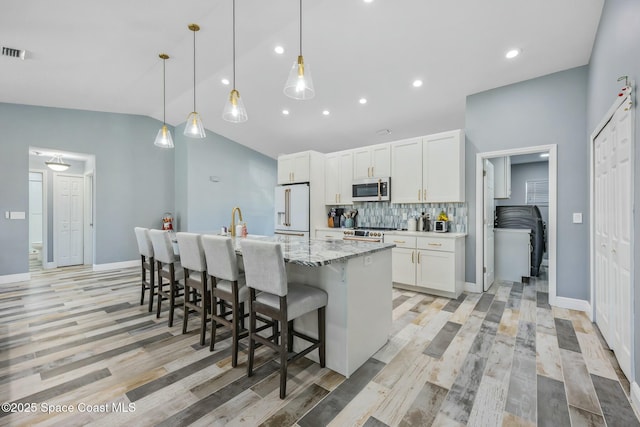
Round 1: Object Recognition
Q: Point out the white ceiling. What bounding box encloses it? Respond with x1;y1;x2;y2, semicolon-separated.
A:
1;0;604;159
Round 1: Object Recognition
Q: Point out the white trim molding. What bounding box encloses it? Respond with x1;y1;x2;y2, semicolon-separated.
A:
465;281;481;293
552;296;592;315
0;273;30;284
93;260;138;271
631;381;640;417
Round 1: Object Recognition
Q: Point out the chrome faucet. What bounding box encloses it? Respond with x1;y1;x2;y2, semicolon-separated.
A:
230;206;243;237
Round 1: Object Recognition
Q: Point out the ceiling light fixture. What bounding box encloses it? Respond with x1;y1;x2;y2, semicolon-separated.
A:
274;46;284;54
223;0;248;123
45;154;70;172
505;48;520;59
322;110;330;116
359;98;367;104
412;79;423;88
221;78;230;85
184;24;206;138
282;109;290;115
284;0;315;100
154;53;174;149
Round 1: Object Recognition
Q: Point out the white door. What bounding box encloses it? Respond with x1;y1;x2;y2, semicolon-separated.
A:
55;174;84;267
594;100;632;379
483;159;495;290
594;124;612;345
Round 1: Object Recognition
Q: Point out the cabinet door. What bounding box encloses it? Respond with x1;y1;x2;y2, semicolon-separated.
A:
325;154;341;204
423;130;464;202
391;138;422;203
353;148;372;179
392;247;416;285
371;144;391;177
417;250;455;291
277;156;294;184
338;151;353;204
291;152;310;183
492;156;511;199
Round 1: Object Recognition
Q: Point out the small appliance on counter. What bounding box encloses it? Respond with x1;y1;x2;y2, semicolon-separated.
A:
434;221;448;232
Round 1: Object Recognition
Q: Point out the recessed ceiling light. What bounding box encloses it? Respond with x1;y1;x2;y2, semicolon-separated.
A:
359;98;367;104
540;152;549;158
221;78;230;85
282;109;290;115
412;79;423;88
322;110;330;116
505;49;520;59
274;46;284;55
363;0;374;3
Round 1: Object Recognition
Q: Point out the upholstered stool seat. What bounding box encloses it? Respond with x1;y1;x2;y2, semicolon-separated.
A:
149;229;184;327
134;227;155;312
241;239;327;399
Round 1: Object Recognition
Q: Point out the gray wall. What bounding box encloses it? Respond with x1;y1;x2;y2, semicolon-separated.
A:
465;66;589;300
587;0;640;388
0;103;174;274
496;161;550;228
174;123;276;236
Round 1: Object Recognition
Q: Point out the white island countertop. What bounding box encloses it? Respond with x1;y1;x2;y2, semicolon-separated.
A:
226;234;395;267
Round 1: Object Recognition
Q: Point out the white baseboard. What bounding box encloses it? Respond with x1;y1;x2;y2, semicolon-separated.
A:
44;262;57;270
631;382;640;418
465;281;482;293
552;296;591;314
93;260;138;271
0;272;30;284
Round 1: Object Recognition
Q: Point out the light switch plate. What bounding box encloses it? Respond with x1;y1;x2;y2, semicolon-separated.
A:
572;213;583;224
10;211;26;220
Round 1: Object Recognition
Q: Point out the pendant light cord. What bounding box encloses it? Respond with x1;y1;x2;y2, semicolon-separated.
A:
299;0;303;56
162;57;166;125
193;29;197;111
233;0;236;89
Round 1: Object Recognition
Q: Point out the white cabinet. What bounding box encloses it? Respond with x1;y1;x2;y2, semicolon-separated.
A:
278;152;311;184
353;143;391;179
391;130;465;203
492;156;511;199
494;229;531;282
384;233;465;297
423;130;465;203
325;150;353;205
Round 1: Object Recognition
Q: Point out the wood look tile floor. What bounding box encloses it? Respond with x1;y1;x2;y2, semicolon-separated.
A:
1;266;639;426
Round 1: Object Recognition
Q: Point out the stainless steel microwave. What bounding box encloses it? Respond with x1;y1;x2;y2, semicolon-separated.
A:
352;177;391;202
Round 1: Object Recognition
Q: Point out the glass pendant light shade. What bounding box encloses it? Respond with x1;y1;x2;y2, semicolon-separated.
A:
284;55;315;100
45;154;70;171
154;125;174;148
184;112;206;138
222;89;248;123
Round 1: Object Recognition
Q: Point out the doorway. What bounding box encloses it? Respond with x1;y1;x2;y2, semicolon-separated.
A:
475;145;557;303
54;173;85;267
28;170;46;271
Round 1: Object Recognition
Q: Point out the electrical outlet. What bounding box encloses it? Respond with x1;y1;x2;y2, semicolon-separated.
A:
572;213;583;224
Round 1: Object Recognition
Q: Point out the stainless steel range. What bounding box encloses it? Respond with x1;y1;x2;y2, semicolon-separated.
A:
341;227;396;242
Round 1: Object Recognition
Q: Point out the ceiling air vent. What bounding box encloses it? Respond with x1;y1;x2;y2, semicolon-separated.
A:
2;46;26;60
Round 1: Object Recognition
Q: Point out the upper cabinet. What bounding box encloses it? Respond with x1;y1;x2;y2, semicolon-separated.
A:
391;130;465;203
492;156;511;199
325;150;353;205
353;143;391;179
278;152;311;184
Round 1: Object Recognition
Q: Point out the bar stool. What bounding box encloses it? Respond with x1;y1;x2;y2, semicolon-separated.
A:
241;239;327;399
149;229;184;327
176;232;210;346
134;227;155;312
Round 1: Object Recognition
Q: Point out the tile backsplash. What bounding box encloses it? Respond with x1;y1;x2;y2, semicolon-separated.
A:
333;202;468;232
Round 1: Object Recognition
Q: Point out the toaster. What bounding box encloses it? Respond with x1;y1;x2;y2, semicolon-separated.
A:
434;221;448;232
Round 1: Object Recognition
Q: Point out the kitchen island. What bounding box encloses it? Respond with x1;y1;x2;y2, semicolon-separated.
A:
229;235;395;377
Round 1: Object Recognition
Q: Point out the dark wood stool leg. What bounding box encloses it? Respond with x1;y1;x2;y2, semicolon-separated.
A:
287;320;294;352
210;291;218;351
199;273;207;346
168;266;176;327
247;289;256;377
140;255;146;306
231;284;240;367
156;261;163;319
182;270;189;334
318;306;326;368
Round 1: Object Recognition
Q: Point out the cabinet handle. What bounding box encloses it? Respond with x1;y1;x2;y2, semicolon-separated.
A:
411;251;414;263
428;243;442;247
393;240;406;244
371;166;374;176
418;190;421;201
423;189;426;200
338;193;341;203
417;252;421;263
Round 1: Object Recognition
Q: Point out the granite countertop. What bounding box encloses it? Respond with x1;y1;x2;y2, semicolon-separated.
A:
227;235;395;267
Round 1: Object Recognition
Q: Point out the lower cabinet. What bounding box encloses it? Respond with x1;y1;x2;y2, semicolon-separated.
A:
385;233;465;298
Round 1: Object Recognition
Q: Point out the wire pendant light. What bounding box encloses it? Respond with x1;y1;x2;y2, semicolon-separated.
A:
184;24;206;138
45;154;70;171
284;0;314;100
154;53;174;148
222;0;248;123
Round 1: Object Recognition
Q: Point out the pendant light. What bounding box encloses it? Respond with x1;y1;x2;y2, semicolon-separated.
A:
45;154;70;172
184;24;206;138
284;0;314;100
154;53;174;149
222;0;248;123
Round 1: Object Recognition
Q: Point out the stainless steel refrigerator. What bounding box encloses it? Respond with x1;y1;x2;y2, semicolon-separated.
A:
274;183;310;238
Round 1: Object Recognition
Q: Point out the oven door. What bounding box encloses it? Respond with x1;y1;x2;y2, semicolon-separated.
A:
352;177;390;202
342;236;382;243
